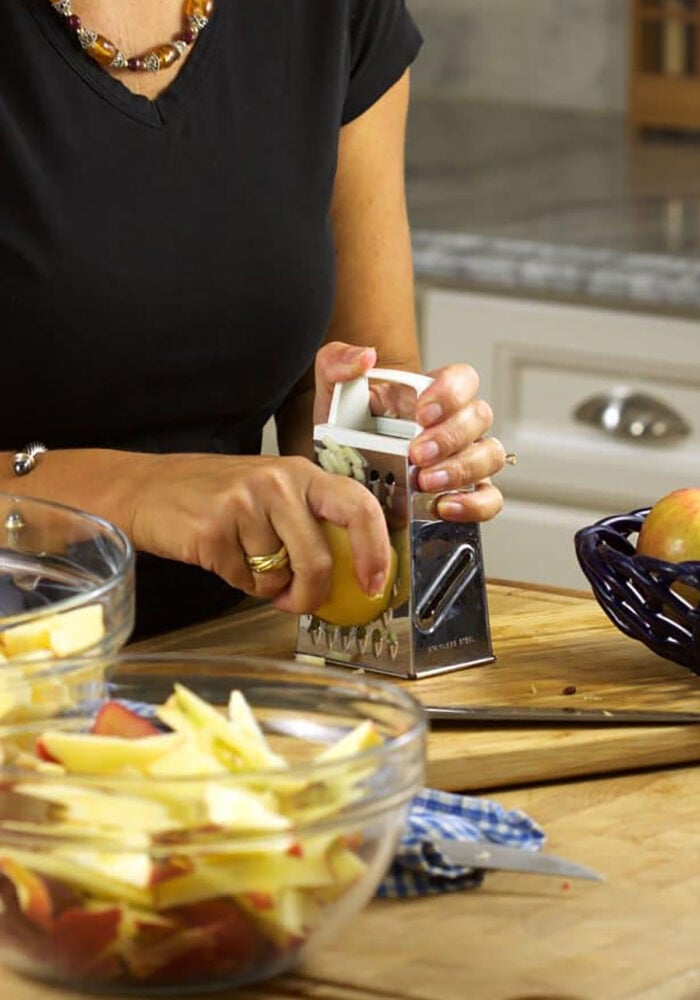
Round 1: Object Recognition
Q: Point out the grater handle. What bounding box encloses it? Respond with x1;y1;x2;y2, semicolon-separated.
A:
327;368;434;432
369;368;434;395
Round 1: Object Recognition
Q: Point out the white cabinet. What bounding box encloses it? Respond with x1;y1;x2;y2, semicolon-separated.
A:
421;288;700;589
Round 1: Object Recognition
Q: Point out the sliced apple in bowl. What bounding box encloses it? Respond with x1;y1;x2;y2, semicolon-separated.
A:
0;667;424;994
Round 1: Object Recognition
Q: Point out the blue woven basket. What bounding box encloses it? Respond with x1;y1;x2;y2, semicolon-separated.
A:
574;509;700;673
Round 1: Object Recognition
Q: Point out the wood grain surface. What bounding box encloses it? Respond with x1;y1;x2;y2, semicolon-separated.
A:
134;582;700;792
2;583;700;1000
3;761;700;1000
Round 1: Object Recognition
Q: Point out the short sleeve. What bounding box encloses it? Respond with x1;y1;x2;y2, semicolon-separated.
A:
342;0;423;125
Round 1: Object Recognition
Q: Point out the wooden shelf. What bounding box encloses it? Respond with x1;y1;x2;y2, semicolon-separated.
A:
630;0;700;132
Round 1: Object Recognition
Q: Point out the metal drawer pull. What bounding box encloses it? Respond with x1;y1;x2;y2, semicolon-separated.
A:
573;390;691;443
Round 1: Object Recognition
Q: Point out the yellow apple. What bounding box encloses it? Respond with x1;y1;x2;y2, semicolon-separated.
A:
389;528;410;610
311;521;398;627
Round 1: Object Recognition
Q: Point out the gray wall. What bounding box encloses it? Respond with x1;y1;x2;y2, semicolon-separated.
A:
409;0;628;114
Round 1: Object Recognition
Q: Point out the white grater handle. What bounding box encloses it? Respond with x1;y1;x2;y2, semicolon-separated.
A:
327;368;434;433
369;368;434;395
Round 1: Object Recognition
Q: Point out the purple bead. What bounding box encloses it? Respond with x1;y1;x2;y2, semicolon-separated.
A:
179;28;196;45
66;14;81;30
127;57;143;72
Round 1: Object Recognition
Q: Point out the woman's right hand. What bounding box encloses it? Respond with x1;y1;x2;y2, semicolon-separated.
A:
129;452;391;615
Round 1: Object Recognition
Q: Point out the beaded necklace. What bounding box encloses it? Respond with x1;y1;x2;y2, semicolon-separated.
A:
49;0;214;73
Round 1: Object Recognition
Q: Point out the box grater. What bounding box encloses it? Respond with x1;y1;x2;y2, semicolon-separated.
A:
295;368;494;679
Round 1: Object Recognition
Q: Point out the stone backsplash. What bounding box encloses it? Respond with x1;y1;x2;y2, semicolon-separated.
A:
409;0;628;114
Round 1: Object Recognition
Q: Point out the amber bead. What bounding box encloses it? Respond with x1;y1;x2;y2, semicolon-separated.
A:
86;34;118;68
184;0;214;21
152;44;182;69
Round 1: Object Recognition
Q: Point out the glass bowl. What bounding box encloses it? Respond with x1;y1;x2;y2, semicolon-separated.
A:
575;509;700;672
0;493;135;719
0;653;426;994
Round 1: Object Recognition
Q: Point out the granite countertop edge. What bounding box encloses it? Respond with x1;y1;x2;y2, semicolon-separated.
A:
411;229;700;315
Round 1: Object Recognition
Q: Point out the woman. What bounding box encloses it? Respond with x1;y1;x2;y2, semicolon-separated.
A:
0;0;506;636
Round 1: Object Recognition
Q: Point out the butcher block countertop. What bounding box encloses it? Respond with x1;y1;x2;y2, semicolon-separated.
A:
4;582;700;1000
140;581;700;793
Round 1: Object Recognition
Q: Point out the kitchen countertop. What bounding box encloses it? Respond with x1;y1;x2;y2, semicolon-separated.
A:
406;97;700;314
134;582;700;792
5;583;700;999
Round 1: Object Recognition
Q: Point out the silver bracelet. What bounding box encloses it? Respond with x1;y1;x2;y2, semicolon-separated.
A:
12;442;47;476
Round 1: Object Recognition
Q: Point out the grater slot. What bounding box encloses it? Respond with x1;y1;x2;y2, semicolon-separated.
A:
414;543;478;633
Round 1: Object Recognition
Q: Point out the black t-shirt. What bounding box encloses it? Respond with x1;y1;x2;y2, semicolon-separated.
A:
0;0;422;636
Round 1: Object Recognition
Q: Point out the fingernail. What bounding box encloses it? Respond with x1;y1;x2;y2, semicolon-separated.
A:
418;402;442;426
342;345;374;365
413;440;440;464
368;571;386;596
423;470;450;490
437;500;465;519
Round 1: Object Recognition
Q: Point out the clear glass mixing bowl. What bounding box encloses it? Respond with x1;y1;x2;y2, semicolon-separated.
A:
0;653;426;994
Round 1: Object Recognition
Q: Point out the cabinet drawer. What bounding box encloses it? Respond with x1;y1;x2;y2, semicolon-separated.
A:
481;498;607;591
423;289;700;511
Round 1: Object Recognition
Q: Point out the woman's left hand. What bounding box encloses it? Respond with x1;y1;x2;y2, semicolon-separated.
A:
314;345;506;523
406;363;506;522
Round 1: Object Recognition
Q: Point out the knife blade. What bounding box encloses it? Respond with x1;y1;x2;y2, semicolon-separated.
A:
434;838;604;881
424;704;700;725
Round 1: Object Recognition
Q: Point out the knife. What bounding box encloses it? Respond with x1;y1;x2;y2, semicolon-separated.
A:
424;704;700;725
434;838;604;881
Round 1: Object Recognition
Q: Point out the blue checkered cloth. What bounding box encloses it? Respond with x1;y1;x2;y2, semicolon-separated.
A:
377;788;546;898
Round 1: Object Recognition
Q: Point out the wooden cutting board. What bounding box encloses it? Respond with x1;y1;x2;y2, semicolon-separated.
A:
137;581;700;792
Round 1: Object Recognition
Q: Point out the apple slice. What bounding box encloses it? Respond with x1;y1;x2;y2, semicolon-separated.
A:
238;886;321;947
119;923;214;981
0;667;32;722
151;848;335;911
15;782;177;834
117;899;260;984
0;848;151;908
49;604;105;657
163;898;258;964
171;684;287;771
203;784;290;832
1;617;57;658
314;719;383;763
91;701;160;739
49;905;122;975
74;850;153;890
227;690;287;767
37;730;184;774
0;856;54;930
146;741;226;778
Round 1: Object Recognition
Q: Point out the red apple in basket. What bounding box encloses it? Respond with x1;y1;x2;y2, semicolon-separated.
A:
636;488;700;603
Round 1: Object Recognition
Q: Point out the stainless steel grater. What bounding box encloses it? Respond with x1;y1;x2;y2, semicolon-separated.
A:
295;369;494;679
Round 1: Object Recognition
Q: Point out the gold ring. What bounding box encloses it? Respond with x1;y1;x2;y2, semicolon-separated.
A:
245;544;290;574
505;452;518;466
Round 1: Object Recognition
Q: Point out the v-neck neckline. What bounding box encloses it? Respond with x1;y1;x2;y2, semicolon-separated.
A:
26;0;227;128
